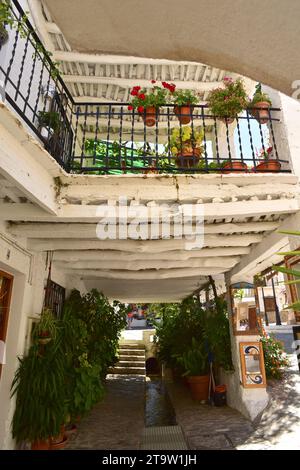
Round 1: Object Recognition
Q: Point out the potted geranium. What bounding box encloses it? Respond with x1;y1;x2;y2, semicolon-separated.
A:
207;77;248;124
248;83;272;124
128;80;173;127
172;89;198;125
254;146;281;172
169;126;204;168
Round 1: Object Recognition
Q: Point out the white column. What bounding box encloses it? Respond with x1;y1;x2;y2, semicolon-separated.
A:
220;273;269;421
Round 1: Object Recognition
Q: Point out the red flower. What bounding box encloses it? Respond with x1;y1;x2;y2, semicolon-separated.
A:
162;81;168;89
132;86;141;92
131;90;138;96
128;105;133;110
151;80;156;84
138;106;144;113
139;93;146;100
267;146;273;153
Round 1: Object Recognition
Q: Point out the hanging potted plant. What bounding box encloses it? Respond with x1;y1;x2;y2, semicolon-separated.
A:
175;338;210;401
38;111;61;140
172;89;198;125
169;126;204;169
248;83;272;124
0;1;12;47
34;308;57;344
207;77;248;124
128;80;172;127
221;159;248;173
253;146;281;172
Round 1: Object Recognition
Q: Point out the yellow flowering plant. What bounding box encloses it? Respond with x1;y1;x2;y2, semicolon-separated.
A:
169;126;204;155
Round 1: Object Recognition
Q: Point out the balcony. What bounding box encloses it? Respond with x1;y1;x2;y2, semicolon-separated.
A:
0;1;291;176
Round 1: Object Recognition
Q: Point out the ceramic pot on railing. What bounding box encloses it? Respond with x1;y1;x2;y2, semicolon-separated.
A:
139;106;159;127
250;102;270;124
222;161;248;173
174;105;194;125
254;160;281;172
175;145;202;169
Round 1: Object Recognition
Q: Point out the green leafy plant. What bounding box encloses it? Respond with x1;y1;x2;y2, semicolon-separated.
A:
169;126;204;155
174;338;209;376
11;333;66;443
38;111;61;133
260;330;289;379
172;89;198;106
249;83;272;107
207;77;248;118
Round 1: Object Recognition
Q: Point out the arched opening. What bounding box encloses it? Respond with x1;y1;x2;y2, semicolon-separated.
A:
146;357;161;376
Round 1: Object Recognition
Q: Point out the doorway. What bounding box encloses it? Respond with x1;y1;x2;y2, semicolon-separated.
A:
0;270;13;379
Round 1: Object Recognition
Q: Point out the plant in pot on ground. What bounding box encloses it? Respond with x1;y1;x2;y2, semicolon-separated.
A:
174;337;210;401
171;89;198;125
11;321;67;450
169;126;204;169
207;77;248;124
128;80;174;127
253;145;281;172
248;83;272;124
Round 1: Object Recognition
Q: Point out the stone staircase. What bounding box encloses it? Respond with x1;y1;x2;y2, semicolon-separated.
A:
109;342;146;376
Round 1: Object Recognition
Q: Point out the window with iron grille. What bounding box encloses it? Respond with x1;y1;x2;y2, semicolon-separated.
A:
44;280;65;319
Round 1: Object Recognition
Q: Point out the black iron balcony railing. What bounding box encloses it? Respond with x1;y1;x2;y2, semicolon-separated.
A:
0;1;290;175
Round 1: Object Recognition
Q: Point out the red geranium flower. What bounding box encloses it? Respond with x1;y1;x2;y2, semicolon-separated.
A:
139;93;146;100
128;105;133;110
267;146;273;153
132;86;141;92
151;80;156;84
131;90;138;96
137;106;144;113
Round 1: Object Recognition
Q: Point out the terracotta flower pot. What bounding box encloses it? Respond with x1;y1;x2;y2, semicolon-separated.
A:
139;106;158;127
254;160;281;172
220;117;235;124
31;439;50;450
175;146;201;169
186;375;210;401
250;101;270;124
174;105;194;125
222;161;248;173
49;435;68;450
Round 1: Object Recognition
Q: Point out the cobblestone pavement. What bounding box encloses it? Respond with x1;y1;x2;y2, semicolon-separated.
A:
238;355;300;450
66;356;300;450
167;354;300;450
166;381;254;450
66;375;145;450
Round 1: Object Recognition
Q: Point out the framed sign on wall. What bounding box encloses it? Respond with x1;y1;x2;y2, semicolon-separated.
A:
239;341;266;388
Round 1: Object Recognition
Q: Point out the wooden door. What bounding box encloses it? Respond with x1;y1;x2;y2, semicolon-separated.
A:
0;271;13;379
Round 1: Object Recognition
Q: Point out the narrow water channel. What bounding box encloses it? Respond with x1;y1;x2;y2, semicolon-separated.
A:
145;377;177;427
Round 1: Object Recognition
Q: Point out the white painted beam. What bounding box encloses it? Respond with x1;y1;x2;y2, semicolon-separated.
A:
51;247;252;259
27;237;258;253
66;267;226;279
54;256;239;271
63;75;222;91
53;51;203;66
230;211;300;282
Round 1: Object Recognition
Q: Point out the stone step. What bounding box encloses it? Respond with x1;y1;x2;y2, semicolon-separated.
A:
117;360;145;368
109;366;146;375
118;354;146;362
119;343;145;350
118;349;145;357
